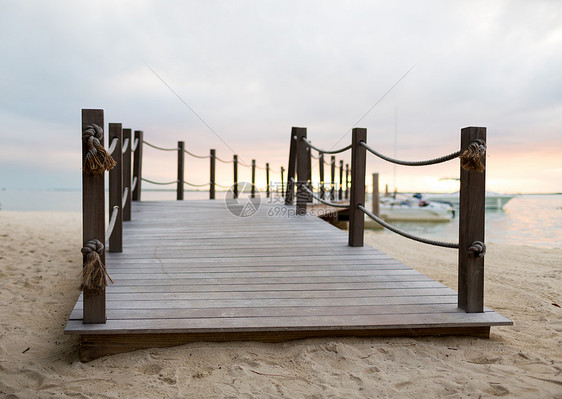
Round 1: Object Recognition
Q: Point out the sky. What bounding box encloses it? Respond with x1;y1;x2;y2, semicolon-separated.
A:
1;0;561;194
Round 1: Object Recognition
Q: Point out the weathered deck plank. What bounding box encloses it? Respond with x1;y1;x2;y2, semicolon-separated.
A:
64;200;512;361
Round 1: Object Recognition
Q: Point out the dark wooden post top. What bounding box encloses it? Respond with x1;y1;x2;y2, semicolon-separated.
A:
210;149;216;200
458;126;486;313
81;109;106;324
132;130;143;201
108;123;123;253
285;128;298;205
295;127;309;215
233;154;238;199
177;141;185;200
122;128;132;221
348;128;367;247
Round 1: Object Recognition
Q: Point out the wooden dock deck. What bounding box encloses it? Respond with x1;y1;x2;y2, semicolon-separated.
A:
65;200;511;361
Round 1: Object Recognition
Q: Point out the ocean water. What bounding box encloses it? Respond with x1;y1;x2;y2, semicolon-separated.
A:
1;190;560;249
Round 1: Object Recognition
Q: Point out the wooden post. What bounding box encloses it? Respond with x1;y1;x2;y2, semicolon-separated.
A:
280;166;285;196
295;128;309;215
81;109;106;324
132;130;143;201
307;147;312;202
348;128;367;247
458;127;487;313
122;128;132;221
372;173;379;216
345;163;349;200
266;163;270;198
251;160;256;198
339;160;344;200
210;149;216;200
319;153;325;199
177;141;184;200
108;123;123;253
233;155;238;199
285;128;298;205
330;156;336;201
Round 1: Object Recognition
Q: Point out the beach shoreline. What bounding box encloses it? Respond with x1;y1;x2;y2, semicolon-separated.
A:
0;211;560;398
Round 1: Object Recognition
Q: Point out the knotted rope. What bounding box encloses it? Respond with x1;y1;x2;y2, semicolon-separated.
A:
81;239;113;294
82;124;116;176
460;139;486;172
468;241;486;258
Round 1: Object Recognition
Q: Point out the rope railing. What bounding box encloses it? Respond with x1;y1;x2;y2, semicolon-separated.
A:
131;176;138;192
143;140;177;151
215;182;232;189
122;137;130;153
141;178;178;185
298;181;349;209
302;137;352;155
122;187;129;209
360;141;461;166
105;206;120;242
358;204;459;249
184;149;211;159
254;164;267;170
132;137;139;152
107;137;119;156
184;181;211;188
215;156;233;163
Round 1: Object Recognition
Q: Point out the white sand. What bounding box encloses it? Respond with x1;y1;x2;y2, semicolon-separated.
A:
0;211;560;398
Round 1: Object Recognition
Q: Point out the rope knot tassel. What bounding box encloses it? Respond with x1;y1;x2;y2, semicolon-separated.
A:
460;139;486;172
81;239;113;294
468;241;486;258
82;124;116;176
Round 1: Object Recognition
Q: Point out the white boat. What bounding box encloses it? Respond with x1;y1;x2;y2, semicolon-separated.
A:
377;194;455;223
426;191;514;210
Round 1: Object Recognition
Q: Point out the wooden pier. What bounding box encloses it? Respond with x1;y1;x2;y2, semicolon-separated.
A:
66;200;511;362
69;109;512;362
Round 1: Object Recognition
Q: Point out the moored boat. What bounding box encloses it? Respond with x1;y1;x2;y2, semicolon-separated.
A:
377;194;455;223
426;191;514;210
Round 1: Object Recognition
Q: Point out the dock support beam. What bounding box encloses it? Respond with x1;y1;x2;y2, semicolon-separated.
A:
285;128;298;205
295;127;309;215
330;156;336;201
348;128;367;247
251;160;256;198
458;127;486;313
319;153;325;199
372;173;380;217
177;141;184;200
108;123;123;253
233;155;238;199
122;129;132;221
210;149;216;200
81;109;106;324
132;130;143;201
266;163;270;198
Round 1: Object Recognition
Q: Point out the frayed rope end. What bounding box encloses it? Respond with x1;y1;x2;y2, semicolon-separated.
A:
81;239;113;294
82;124;117;176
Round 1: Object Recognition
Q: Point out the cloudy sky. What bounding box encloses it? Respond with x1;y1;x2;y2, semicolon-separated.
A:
1;0;561;193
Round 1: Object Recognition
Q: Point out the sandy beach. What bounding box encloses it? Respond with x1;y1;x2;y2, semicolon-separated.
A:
0;211;560;398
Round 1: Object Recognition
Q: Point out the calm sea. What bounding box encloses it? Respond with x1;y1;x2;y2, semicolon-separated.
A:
1;190;560;249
